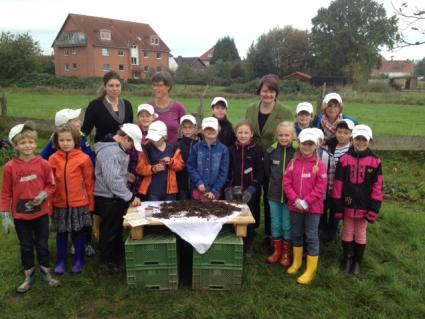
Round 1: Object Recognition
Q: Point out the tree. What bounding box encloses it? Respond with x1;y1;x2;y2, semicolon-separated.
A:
0;32;42;84
414;57;425;76
280;30;311;76
210;36;240;64
392;2;425;47
310;0;400;83
35;54;55;74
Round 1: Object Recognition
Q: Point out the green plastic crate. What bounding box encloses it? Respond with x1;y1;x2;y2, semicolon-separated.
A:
125;231;177;268
192;266;242;290
193;229;243;268
126;266;178;290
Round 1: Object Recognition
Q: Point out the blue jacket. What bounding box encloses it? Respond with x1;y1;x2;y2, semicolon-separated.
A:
40;134;95;165
186;139;229;195
313;113;358;140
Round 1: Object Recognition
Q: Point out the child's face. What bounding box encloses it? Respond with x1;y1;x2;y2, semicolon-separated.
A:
138;111;155;130
297;111;313;128
181;121;196;139
13;137;37;157
276;126;293;147
119;136;134;151
58;131;75;152
352;136;369;152
335;128;351;145
152;137;166;148
299;141;317;157
236;124;253;145
68;118;82;131
202;128;218;140
212;104;227;120
325;101;341;121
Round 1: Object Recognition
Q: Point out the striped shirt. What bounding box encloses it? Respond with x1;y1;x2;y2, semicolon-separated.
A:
334;143;351;165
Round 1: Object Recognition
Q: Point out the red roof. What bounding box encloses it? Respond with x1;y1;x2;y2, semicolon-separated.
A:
282;71;312;81
372;57;415;74
200;46;214;62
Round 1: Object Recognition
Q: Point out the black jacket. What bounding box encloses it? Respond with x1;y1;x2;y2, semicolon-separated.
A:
175;136;199;193
217;117;237;147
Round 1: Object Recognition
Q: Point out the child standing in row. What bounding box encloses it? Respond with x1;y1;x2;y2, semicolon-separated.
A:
137;121;184;201
48;124;94;275
295;102;314;135
284;128;327;285
187;117;229;200
265;122;296;267
333;125;383;275
211;97;236;147
1;122;59;292
226;120;264;256
176;115;199;200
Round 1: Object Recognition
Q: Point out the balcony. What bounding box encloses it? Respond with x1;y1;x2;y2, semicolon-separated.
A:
55;31;87;47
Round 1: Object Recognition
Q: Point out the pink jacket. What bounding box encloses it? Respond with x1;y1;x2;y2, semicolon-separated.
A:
284;154;327;214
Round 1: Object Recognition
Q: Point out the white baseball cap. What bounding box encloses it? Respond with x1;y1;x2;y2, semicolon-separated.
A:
201;117;219;131
323;92;342;105
296;102;314;115
298;128;319;145
8;122;35;143
310;127;325;142
145;121;167;142
137;104;158;118
352;124;373;141
336;119;355;131
120;123;143;151
55;108;81;126
211;97;228;107
180;114;197;125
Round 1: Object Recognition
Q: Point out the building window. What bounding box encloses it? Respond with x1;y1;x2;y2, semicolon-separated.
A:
144;51;149;58
100;31;111;41
118;49;124;56
65;64;70;71
72;63;77;70
71;48;77;55
119;64;125;71
103;64;110;72
64;48;69;56
131;44;137;49
131;57;138;65
132;71;140;79
150;36;159;45
143;66;149;72
102;48;109;56
156;52;162;59
156;66;162;72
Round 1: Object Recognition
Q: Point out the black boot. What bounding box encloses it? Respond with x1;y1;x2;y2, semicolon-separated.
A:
340;241;354;272
350;243;366;276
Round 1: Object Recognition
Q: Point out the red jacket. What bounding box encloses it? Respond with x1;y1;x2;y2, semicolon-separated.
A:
49;149;94;211
284;154;327;214
1;156;56;220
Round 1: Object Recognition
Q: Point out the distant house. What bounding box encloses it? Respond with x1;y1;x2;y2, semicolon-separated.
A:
200;47;214;66
371;57;415;78
283;71;312;84
311;76;346;88
52;13;171;80
175;56;207;71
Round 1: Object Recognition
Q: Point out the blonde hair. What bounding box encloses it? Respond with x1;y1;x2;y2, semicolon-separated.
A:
275;121;296;140
11;121;38;144
235;120;254;133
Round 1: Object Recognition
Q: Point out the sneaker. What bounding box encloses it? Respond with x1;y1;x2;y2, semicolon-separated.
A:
103;262;121;274
85;243;95;257
70;244;75;256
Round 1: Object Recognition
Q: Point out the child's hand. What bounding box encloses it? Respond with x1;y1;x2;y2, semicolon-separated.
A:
131;197;141;207
1;212;14;233
161;157;171;165
127;173;136;183
30;191;48;207
154;163;166;172
204;192;215;200
198;184;206;193
295;199;305;212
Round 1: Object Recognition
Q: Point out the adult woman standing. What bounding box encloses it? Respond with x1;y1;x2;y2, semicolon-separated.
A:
245;74;293;249
148;71;187;144
82;71;133;143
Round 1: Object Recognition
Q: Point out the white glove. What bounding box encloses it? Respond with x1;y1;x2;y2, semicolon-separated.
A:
1;212;14;233
26;191;48;209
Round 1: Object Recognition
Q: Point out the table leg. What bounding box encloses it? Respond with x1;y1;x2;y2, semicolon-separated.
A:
131;226;144;240
234;224;247;237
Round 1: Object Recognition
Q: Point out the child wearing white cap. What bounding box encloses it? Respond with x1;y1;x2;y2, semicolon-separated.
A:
136;121;184;201
295;102;314;135
211;97;236;147
284;128;327;285
176;115;199;200
332;124;383;276
187;117;229;200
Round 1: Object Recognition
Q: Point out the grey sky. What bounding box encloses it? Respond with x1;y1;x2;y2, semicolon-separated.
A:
0;0;423;60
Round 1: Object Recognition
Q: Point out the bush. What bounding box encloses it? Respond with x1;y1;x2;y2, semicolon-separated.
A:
280;80;320;95
0;139;16;165
359;81;392;93
15;73;103;90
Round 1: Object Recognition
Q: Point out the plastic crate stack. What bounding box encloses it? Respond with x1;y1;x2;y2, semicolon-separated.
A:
192;228;243;290
125;229;178;290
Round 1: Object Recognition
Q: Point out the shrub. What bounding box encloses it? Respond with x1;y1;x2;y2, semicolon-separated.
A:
0;139;16;165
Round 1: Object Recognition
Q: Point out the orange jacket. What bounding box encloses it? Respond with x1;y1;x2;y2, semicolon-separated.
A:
137;145;184;195
48;149;95;211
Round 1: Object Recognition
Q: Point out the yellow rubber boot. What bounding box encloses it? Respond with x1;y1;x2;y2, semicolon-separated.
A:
297;255;319;285
287;246;303;275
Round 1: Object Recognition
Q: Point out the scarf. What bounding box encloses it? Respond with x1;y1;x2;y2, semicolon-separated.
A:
321;113;343;139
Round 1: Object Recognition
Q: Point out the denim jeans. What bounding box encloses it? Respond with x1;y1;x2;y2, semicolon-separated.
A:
14;214;50;269
269;200;291;240
291;212;321;256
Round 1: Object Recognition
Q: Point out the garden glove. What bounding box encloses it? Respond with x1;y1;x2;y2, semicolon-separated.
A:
26;191;48;209
242;186;256;203
224;188;233;201
1;212;14;233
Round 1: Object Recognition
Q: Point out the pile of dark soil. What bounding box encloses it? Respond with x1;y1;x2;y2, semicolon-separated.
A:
155;200;242;219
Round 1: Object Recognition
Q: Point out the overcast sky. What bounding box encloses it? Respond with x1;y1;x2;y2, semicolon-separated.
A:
0;0;424;61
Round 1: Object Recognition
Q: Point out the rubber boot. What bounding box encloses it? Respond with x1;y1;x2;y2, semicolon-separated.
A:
16;267;35;293
297;255;319;285
54;233;68;275
71;232;85;274
280;240;292;268
350;243;366;276
40;265;60;288
340;241;354;273
287;246;303;275
266;239;283;264
244;237;254;258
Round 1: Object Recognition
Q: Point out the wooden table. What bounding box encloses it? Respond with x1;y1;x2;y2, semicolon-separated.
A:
123;203;255;240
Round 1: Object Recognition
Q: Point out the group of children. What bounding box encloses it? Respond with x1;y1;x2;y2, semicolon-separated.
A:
1;92;383;292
